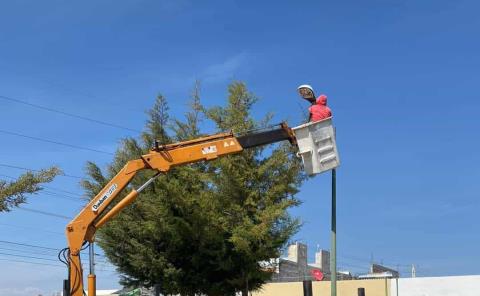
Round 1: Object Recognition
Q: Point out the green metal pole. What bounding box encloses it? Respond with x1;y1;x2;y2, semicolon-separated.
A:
331;169;337;296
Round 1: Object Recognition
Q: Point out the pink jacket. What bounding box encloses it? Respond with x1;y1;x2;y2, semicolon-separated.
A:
309;94;332;122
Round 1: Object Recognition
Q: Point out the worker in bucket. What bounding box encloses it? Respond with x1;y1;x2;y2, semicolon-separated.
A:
298;84;332;122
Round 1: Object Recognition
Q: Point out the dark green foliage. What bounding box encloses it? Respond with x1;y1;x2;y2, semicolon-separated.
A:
82;82;306;296
0;167;62;212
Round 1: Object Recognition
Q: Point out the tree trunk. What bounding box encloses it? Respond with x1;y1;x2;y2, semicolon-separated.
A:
241;277;249;296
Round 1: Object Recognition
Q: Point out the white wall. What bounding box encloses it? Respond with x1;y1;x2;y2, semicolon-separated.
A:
391;275;480;296
85;290;119;296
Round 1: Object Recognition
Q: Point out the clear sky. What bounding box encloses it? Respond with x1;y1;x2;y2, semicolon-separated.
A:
1;0;479;295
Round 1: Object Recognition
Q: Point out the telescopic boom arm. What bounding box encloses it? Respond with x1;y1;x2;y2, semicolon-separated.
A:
64;123;296;296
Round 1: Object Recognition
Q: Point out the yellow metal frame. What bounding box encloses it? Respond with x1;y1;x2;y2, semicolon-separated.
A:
65;132;243;296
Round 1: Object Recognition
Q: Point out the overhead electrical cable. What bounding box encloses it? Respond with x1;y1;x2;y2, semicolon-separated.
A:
0;129;114;155
0;222;63;236
0;94;141;133
0;173;84;197
0;251;60;262
43;186;84;197
0;258;64;268
0;240;108;259
0;163;82;179
17;207;72;220
0;251;114;269
40;192;85;203
0;174;85;202
0;246;111;265
42;190;82;199
0;239;59;250
338;262;369;270
0;246;58;257
0;174;84;202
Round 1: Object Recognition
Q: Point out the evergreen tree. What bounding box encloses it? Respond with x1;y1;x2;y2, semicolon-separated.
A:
0;167;61;212
82;82;305;295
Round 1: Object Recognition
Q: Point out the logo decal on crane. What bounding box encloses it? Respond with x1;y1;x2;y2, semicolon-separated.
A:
202;145;217;155
92;183;118;212
223;140;236;147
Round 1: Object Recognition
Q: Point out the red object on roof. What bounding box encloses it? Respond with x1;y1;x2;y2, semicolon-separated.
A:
309;94;332;122
311;269;324;281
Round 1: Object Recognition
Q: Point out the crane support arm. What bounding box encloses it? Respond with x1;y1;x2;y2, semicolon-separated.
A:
237;122;296;148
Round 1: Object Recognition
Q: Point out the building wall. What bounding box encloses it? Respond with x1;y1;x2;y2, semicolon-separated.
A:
253;279;390;296
271;260;310;282
287;243;307;264
391;275;480;296
271;243;344;283
315;249;330;272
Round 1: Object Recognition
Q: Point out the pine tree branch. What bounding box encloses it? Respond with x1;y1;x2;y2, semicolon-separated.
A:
0;166;62;212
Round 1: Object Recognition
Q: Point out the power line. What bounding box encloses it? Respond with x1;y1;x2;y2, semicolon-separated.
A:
44;186;84;197
0;240;107;258
40;193;85;203
0;129;114;155
0;222;64;236
0;251;59;262
0;173;85;202
0;239;59;250
17;207;72;220
0;173;85;201
0;94;141;133
41;191;85;202
0;258;64;268
0;173;84;197
0;241;117;271
0;257;117;272
338;261;369;270
0;246;58;257
0;250;113;267
43;190;82;199
0;246;111;265
0;244;60;256
0;174;84;202
0;163;82;179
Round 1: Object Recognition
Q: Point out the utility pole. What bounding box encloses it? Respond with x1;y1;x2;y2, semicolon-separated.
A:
330;169;337;296
296;84;340;296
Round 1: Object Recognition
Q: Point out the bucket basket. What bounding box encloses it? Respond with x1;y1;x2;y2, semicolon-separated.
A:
292;118;340;175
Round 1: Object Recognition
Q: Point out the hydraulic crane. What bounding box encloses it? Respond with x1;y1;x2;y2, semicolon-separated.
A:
61;123;297;296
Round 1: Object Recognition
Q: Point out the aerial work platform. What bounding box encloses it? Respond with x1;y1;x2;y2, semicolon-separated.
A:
293;118;340;175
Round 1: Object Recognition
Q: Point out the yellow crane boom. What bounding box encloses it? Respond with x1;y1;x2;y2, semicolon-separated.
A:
62;123;296;296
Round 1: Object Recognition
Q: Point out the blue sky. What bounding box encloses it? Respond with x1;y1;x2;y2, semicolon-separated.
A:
1;0;479;294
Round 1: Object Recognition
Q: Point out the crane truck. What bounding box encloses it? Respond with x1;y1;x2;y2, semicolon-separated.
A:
61;123;298;296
